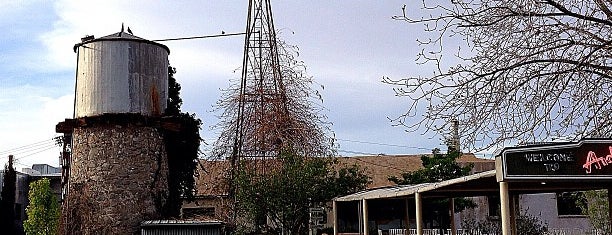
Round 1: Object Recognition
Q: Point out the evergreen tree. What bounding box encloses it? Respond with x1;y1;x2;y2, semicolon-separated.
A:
388;149;474;231
0;155;17;234
388;149;472;185
24;178;60;235
162;66;202;217
579;190;610;234
236;151;370;235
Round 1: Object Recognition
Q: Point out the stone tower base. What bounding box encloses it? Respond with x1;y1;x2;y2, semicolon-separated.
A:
61;124;168;234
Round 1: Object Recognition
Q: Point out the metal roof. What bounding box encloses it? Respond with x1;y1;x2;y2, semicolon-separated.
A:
334;168;612;202
74;31;170;53
141;220;224;227
334;184;430;202
334;170;497;201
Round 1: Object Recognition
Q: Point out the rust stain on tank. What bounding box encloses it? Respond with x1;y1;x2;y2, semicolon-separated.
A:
74;32;169;118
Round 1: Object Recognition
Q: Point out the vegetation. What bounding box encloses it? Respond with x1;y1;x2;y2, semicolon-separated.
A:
389;149;474;231
212;23;334;160
212;2;336;229
235;151;370;235
579;190;611;234
0;155;17;234
24;178;60;235
389;149;472;184
162;66;202;217
385;0;612;150
461;209;549;235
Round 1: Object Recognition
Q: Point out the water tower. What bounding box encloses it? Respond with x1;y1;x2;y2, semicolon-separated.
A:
57;31;171;234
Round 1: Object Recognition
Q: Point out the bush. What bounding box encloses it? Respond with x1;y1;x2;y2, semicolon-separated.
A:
24;178;60;235
461;209;548;235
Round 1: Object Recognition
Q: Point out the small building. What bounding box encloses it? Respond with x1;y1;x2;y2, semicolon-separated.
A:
333;139;612;235
184;153;496;226
0;164;61;234
141;220;224;235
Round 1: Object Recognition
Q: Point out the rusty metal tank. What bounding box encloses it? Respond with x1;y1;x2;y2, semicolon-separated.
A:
73;32;170;118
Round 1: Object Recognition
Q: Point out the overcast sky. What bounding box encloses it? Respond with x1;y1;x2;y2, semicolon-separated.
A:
0;1;465;169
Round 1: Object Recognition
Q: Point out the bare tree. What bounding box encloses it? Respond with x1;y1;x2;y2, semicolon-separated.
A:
212;38;334;160
384;0;612;151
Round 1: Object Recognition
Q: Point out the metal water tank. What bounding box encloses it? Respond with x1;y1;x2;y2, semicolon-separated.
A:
73;32;170;118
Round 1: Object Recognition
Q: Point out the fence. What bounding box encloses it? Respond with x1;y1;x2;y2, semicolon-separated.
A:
381;228;606;235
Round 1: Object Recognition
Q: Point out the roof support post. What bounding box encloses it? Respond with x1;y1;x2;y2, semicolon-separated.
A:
415;192;423;235
608;188;612;234
362;199;369;235
405;197;410;231
333;200;338;235
499;181;511;235
449;198;456;235
358;201;363;235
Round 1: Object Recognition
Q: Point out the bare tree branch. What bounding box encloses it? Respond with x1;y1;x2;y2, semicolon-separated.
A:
386;0;612;151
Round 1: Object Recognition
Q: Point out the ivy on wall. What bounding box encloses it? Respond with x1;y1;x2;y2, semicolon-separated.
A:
162;66;202;217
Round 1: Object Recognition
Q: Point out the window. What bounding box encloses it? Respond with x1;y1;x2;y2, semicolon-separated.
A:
557;192;586;216
487;195;500;217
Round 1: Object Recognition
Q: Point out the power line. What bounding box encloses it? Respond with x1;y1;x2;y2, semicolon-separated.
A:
13;142;59;159
15;145;60;160
0;137;58;156
337;149;379;156
341;152;407;172
153;32;247;42
336;138;434;151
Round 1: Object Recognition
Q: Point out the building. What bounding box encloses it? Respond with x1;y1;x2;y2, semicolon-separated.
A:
56;30;172;234
140;220;224;235
183;154;495;223
187;152;596;234
333;140;612;235
0;164;61;234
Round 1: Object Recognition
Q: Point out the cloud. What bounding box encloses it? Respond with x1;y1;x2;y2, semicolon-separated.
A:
0;85;73;168
26;0;453;159
41;1;247;71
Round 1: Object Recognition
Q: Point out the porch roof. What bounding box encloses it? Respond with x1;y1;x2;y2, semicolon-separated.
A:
334;170;497;201
334;167;612;202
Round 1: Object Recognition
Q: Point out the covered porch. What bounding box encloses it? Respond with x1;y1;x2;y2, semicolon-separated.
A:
333;139;612;235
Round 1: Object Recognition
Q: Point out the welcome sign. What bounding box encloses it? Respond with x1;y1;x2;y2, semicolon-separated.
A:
496;139;612;180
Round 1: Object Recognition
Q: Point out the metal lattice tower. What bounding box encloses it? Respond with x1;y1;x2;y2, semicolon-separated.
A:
214;0;334;224
225;0;288;223
232;0;288;166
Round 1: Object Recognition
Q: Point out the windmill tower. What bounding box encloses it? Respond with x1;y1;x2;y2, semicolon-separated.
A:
232;0;287;163
223;0;288;220
209;0;334;224
209;0;333;226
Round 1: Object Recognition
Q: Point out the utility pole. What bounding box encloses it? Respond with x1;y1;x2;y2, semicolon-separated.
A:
446;118;461;152
452;118;460;151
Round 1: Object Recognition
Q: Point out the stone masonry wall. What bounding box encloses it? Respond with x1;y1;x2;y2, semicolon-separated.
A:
62;124;168;234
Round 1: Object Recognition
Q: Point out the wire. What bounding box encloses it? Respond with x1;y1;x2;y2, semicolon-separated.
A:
337;149;379;156
342;153;407;172
15;145;60;160
336;138;434;151
153;32;247;42
0;138;58;156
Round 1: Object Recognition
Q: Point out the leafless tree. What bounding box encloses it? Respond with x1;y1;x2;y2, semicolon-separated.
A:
384;0;612;151
212;38;335;160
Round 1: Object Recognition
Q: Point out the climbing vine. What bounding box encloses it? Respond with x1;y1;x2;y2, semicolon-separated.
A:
162;66;202;217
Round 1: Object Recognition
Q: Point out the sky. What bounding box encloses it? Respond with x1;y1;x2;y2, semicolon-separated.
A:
0;0;464;170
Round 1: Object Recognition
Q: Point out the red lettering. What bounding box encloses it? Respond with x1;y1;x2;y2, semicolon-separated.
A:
583;148;612;174
606;146;612;164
